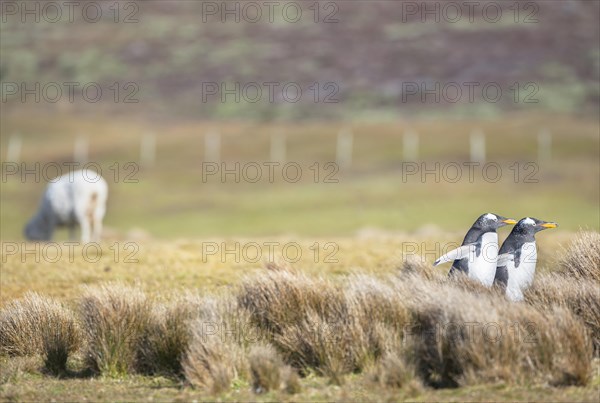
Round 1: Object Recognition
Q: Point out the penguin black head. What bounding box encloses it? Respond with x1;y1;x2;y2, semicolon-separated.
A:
514;217;558;235
473;213;517;232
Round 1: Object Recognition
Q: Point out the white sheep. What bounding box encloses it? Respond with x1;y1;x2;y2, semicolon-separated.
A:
24;169;108;243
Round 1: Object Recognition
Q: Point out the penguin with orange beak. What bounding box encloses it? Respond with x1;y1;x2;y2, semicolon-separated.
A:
434;213;517;287
494;217;558;301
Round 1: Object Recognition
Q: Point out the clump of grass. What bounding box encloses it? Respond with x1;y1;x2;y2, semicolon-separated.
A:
239;269;350;380
444;273;498;295
182;294;252;393
526;273;600;354
136;293;203;376
1;292;48;357
558;231;600;282
238;269;346;336
249;344;282;393
239;270;411;383
280;365;301;394
248;343;299;394
0;293;81;375
275;310;368;384
183;335;239;393
401;277;592;388
399;255;442;281
40;304;82;375
79;284;152;377
372;352;422;395
182;319;249;393
343;274;411;363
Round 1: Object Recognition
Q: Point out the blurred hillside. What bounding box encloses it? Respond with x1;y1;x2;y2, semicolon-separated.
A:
1;0;599;121
1;1;599;240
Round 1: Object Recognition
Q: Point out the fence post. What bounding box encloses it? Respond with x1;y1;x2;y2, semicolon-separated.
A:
538;129;551;163
74;135;88;164
336;129;353;169
270;131;286;162
6;133;22;162
205;130;221;162
403;129;419;161
140;132;157;167
470;129;486;163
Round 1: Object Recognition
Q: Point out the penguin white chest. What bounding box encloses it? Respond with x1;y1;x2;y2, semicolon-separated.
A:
506;242;537;301
469;232;498;287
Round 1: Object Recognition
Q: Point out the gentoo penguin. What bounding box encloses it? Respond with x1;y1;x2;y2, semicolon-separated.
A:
433;213;517;286
494;217;557;301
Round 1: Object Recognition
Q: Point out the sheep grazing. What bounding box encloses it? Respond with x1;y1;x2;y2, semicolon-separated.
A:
24;169;108;243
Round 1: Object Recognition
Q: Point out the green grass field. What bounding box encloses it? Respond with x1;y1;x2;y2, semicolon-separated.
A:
1;111;599;401
1;112;598;240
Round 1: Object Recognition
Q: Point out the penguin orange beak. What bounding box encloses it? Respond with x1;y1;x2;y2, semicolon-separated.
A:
502;219;517;225
541;222;558;229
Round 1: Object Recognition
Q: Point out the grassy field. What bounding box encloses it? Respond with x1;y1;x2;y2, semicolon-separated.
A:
1;360;599;402
0;234;579;305
0;233;600;401
1;1;598;399
1;111;599;401
1;112;598;239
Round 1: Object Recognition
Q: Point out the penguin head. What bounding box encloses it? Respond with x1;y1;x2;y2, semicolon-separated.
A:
474;213;517;231
515;217;558;234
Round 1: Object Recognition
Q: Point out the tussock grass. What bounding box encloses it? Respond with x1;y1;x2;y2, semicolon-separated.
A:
40;304;82;375
249;344;282;393
558;231;600;282
401;277;592;388
372;352;422;395
399;255;443;281
238;269;345;336
1;232;598;396
182;297;249;394
136;293;204;376
183;333;244;393
1;292;50;357
248;343;300;394
527;232;600;353
79;284;152;377
0;293;81;374
274;310;368;384
239;269;411;383
526;273;600;353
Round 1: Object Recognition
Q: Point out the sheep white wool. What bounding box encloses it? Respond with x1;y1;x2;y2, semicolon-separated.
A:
24;169;108;242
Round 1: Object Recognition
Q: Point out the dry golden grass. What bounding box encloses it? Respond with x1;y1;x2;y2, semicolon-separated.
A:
371;352;423;395
248;344;300;394
0;293;81;374
249;344;283;393
182;297;249;394
559;231;600;282
79;283;152;377
0;234;570;306
239;269;411;383
400;276;592;388
525;232;600;353
525;274;600;353
0;232;598;400
136;292;204;376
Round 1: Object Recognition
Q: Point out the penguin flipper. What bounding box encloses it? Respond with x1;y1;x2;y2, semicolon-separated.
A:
434;245;475;266
497;253;514;267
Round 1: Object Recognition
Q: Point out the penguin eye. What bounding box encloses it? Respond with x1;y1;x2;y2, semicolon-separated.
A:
532;223;536;226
